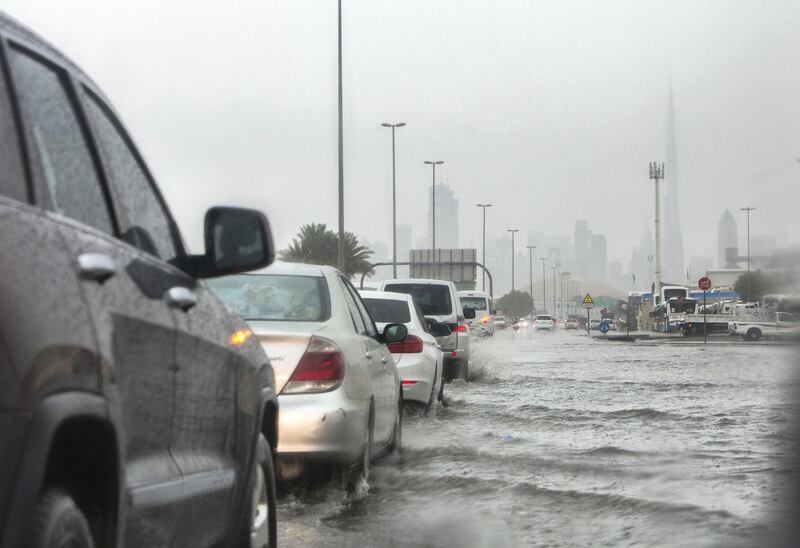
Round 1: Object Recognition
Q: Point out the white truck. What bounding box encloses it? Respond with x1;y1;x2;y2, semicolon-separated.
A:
727;309;800;341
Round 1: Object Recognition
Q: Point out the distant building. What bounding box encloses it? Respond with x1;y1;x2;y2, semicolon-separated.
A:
573;220;608;283
662;82;686;282
426;183;459;250
590;234;608;283
717;209;738;268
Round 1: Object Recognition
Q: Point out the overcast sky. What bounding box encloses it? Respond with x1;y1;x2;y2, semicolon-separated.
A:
4;0;799;265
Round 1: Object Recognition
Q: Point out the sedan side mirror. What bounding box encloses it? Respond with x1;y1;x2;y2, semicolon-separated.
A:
463;307;476;320
382;323;408;344
429;322;451;338
182;207;274;278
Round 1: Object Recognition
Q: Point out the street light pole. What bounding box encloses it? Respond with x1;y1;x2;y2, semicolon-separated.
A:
507;229;519;292
477;204;493;292
381;122;406;278
649;162;665;302
551;264;559;318
560;272;571;320
337;0;345;272
527;245;536;319
539;257;548;313
740;206;756;302
424;160;444;277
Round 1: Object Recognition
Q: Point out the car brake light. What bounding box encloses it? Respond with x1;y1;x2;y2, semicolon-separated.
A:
282;336;344;394
401;380;418;385
453;323;468;333
387;334;423;354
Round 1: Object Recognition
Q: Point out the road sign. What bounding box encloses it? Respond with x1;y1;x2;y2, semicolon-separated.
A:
698;276;712;291
599;321;610;334
582;293;594;309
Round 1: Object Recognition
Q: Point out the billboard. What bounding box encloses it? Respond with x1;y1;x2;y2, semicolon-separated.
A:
410;248;477;290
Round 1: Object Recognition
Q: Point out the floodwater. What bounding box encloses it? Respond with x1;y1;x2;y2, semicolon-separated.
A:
277;330;799;547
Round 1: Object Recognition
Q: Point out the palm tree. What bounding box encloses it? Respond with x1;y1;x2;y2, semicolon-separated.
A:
278;223;375;278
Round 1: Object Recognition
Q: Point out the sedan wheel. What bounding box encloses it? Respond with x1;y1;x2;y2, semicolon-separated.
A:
389;393;403;454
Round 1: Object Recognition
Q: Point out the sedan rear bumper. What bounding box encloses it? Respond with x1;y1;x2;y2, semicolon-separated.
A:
276;390;368;466
395;354;435;405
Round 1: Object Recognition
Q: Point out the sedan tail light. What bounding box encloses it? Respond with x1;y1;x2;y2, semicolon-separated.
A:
387;334;423;354
282;336;344;394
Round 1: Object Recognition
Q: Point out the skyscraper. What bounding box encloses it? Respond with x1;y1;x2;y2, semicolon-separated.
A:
427;183;459;250
662;82;685;282
717;209;738;268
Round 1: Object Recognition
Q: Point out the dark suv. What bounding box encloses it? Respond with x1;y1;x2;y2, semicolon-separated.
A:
0;12;278;548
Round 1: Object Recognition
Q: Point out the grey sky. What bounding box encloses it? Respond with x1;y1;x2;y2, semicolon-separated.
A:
5;0;799;265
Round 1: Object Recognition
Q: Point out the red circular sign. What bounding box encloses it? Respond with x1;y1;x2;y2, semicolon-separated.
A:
698;277;712;290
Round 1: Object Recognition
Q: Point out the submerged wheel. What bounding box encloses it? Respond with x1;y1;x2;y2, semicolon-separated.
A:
242;434;277;548
746;328;762;341
347;417;372;493
459;361;469;381
34;489;95;548
389;391;403;454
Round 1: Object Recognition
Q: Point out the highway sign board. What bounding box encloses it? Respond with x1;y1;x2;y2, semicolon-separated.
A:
698;276;712;291
582;293;594;309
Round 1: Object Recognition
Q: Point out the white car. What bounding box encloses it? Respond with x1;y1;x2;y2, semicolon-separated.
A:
379;279;475;380
458;290;495;337
209;262;406;488
534;314;555;331
360;291;450;411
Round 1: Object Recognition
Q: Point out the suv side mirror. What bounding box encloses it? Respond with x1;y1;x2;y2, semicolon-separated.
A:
182;207;274;278
382;323;408;344
463;307;476;320
429;322;451;338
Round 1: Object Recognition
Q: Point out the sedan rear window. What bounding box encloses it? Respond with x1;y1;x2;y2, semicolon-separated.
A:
362;298;411;324
208;274;330;322
536;315;553;321
383;283;452;316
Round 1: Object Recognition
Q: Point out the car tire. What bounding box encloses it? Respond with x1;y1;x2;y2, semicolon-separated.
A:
746;328;762;341
347;421;372;494
240;434;277;548
34;488;95;548
389;391;403;454
459;361;469;381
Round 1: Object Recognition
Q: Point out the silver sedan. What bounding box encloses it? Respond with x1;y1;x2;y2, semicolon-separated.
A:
209;262;406;489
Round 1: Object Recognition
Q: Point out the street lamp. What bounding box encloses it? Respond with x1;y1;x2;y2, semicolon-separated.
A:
381;122;406;278
527;245;536;319
649;162;665;302
477;204;493;292
560;271;571;320
424;160;444;277
507;229;519;292
647;254;654;292
551;264;559;318
337;0;345;271
539;257;548;313
740;206;756;302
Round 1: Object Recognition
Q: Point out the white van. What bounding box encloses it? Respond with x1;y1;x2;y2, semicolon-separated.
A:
458;290;495;337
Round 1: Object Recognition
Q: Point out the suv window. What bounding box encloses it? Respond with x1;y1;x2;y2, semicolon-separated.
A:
83;91;177;260
0;60;26;202
383;283;453;316
8;47;112;234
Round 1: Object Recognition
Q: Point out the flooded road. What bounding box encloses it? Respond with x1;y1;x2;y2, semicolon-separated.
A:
277;331;799;547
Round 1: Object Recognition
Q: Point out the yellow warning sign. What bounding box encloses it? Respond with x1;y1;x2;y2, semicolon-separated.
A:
582;293;594;309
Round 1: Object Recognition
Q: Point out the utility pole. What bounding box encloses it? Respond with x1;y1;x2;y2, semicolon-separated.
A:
560;272;571;320
424;160;444;277
507;229;519;292
551;264;559;318
381;122;406;278
649;162;665;302
527;245;536;319
477;204;492;292
647;254;654;291
539;257;548;313
337;0;345;272
741;206;756;302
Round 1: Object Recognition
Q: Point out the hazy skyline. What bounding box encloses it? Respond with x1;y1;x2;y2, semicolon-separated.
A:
4;1;798;269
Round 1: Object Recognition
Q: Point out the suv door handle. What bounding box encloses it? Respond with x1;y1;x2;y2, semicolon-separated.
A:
77;253;116;283
166;286;197;311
